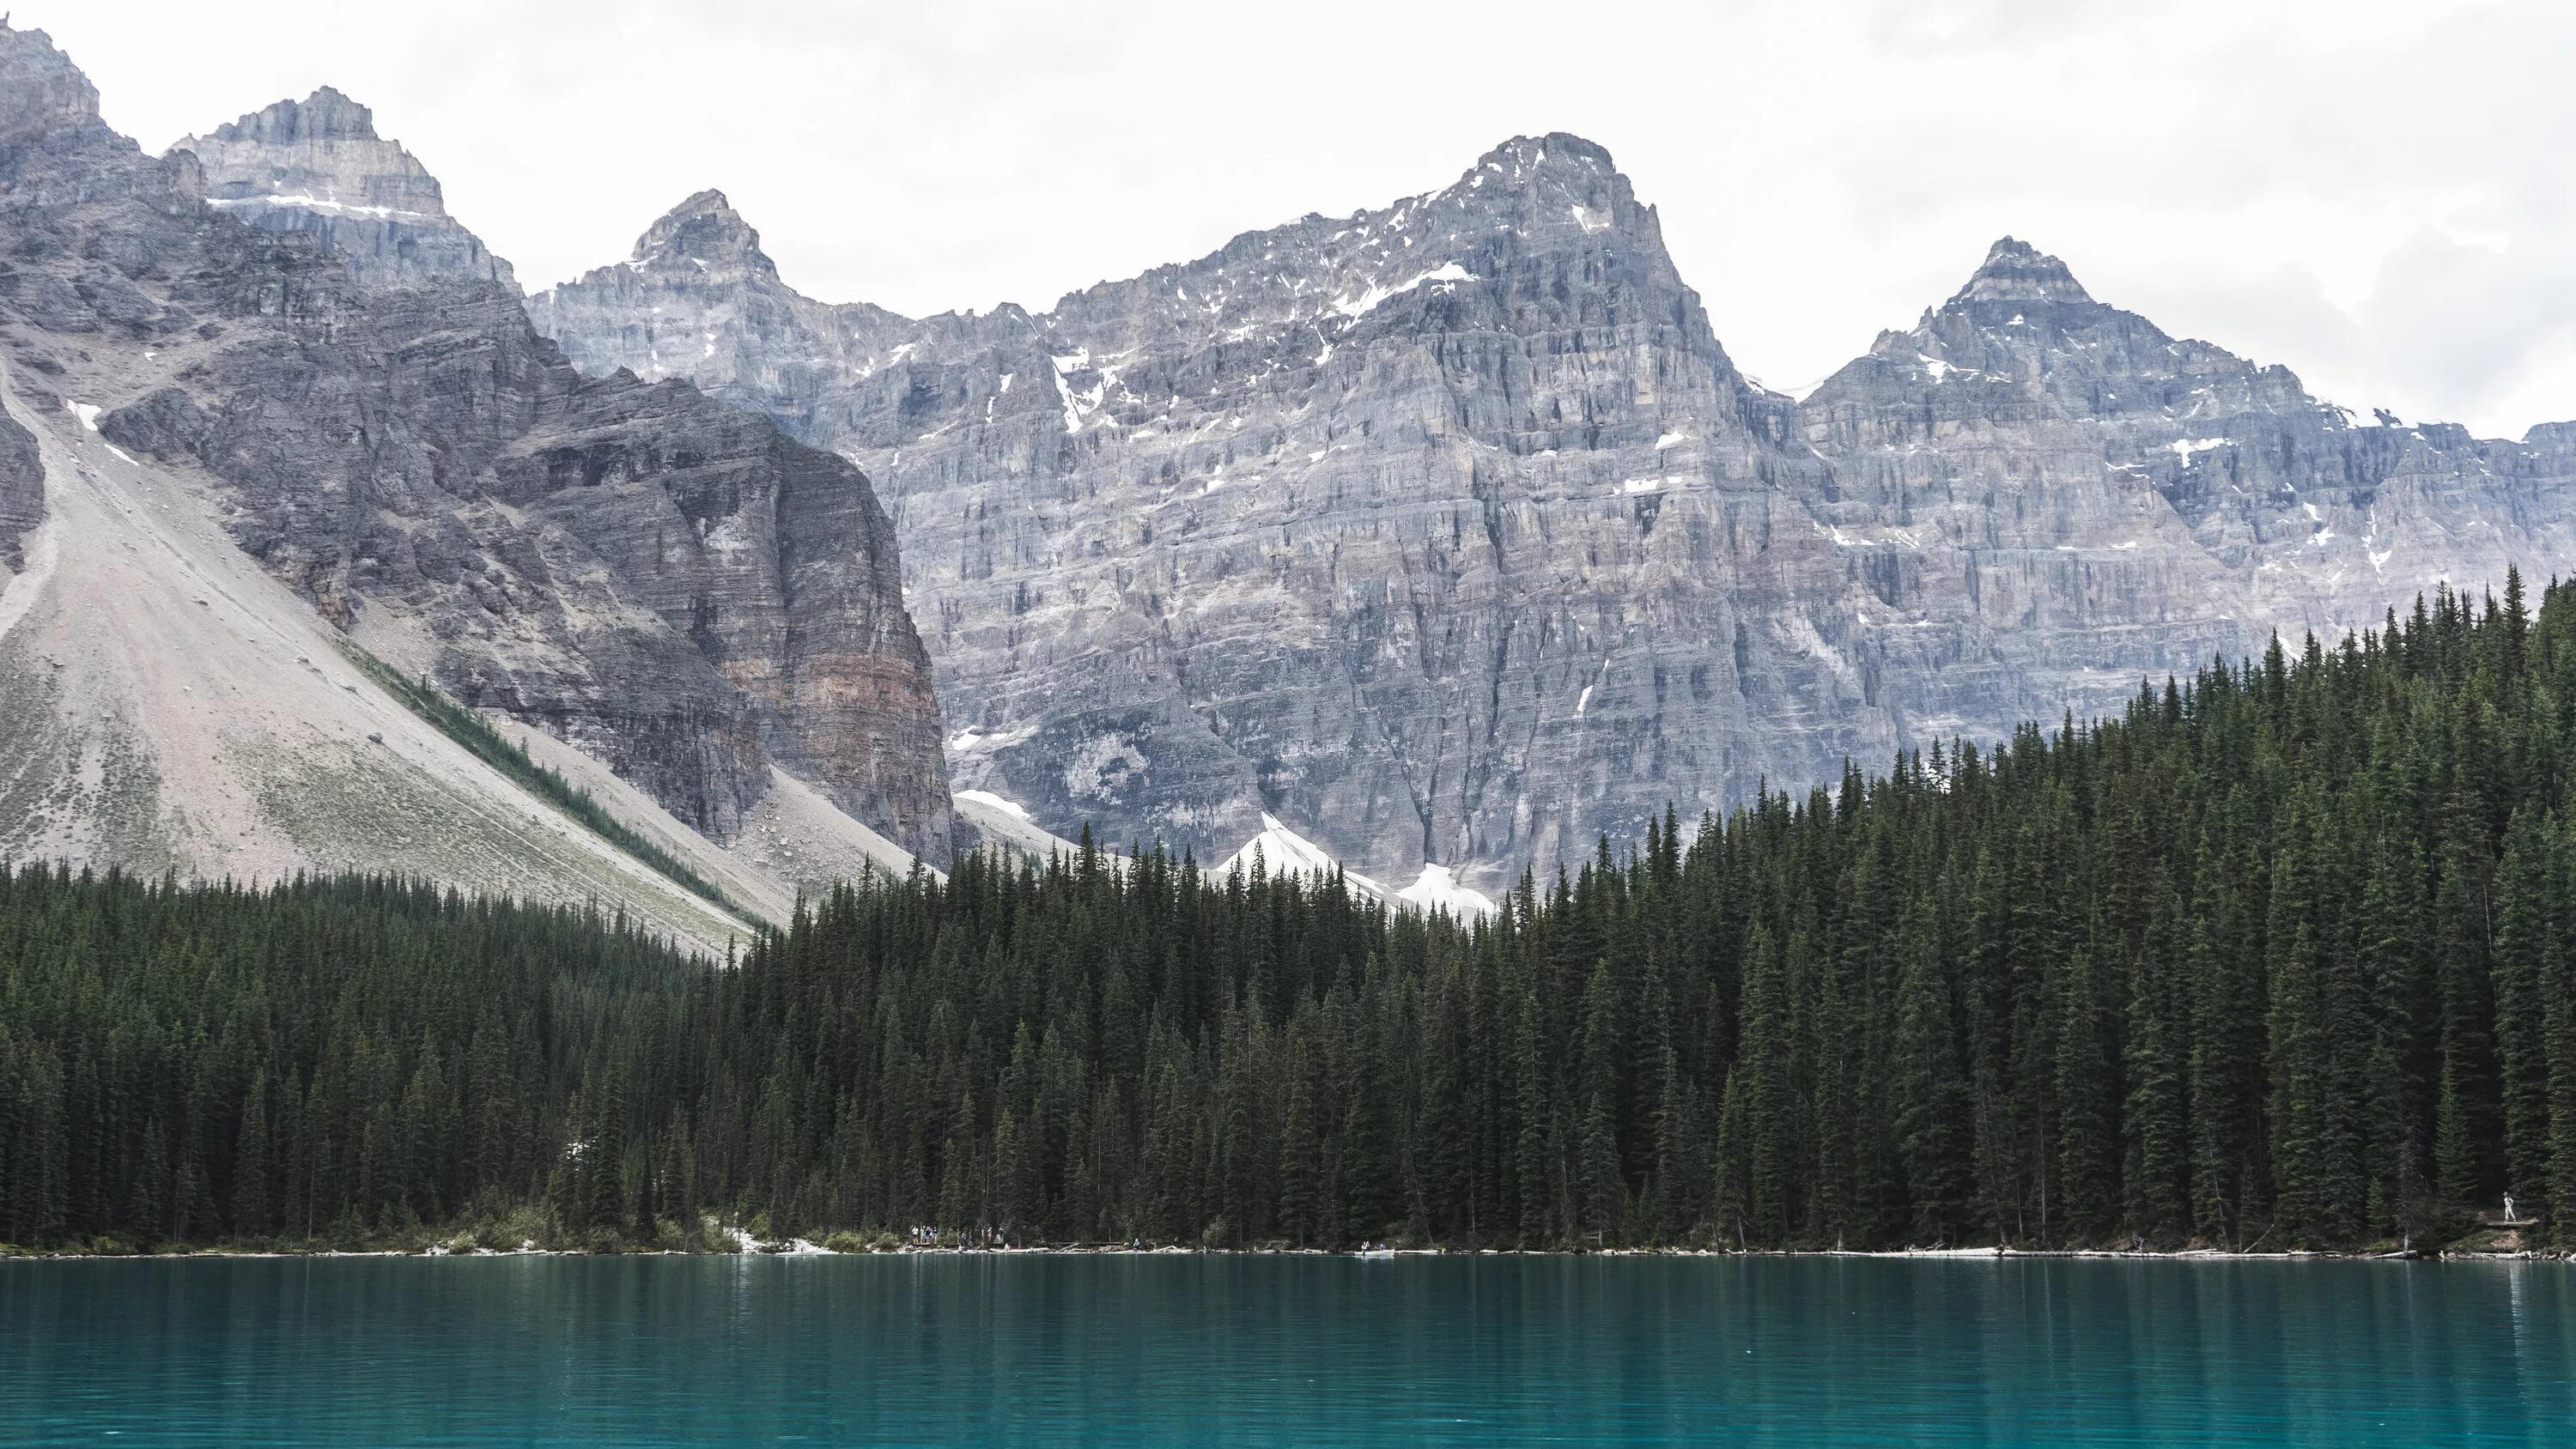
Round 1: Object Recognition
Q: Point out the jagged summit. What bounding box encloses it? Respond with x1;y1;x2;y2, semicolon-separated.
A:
0;18;101;137
1810;228;2320;437
1463;131;1618;181
633;188;775;276
206;86;380;146
178;88;443;215
662;187;735;218
172;87;513;289
1429;131;1634;231
1944;236;2096;309
524;185;917;417
1018;123;1699;366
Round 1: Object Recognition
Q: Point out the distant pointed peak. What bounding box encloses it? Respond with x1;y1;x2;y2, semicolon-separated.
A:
296;86;376;136
1946;236;2094;308
208;87;380;145
632;188;773;276
652;187;735;224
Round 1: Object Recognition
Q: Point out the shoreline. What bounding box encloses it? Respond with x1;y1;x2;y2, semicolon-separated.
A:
4;1242;2561;1264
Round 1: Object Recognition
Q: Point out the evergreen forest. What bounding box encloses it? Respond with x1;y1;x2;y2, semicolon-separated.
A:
7;576;2576;1255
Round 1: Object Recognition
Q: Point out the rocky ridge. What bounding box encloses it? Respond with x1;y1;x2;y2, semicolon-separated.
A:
0;21;954;918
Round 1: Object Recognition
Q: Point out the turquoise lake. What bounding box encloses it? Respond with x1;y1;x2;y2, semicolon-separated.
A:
3;1255;2571;1446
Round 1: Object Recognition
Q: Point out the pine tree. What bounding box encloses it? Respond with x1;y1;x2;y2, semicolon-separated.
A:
586;1069;630;1240
1891;902;1971;1246
2055;944;2121;1245
2433;846;2500;1206
1736;928;1798;1242
233;1075;271;1240
2122;907;2190;1244
2490;809;2560;1228
1575;960;1625;1240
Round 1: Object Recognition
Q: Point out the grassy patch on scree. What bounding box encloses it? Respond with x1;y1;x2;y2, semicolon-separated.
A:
341;646;739;914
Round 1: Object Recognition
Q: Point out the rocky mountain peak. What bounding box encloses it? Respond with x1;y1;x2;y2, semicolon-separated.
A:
207;86;380;146
171;87;513;290
1438;131;1637;233
0;19;102;140
1022;126;1704;380
659;187;736;222
634;188;776;278
179;88;443;214
1817;228;2311;438
1945;236;2095;309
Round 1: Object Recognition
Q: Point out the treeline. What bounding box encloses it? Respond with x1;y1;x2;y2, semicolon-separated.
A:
7;573;2576;1252
0;874;700;1251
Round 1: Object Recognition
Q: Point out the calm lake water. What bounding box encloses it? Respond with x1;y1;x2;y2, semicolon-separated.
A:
3;1254;2571;1446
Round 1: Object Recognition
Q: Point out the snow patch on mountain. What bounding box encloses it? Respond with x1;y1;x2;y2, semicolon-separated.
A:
1333;263;1475;318
955;787;1030;822
1395;864;1497;919
208;192;427;221
1217;812;1382;892
1216;815;1493;919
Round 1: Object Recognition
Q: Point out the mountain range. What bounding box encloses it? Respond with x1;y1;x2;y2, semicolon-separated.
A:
526;141;2576;895
5;16;2574;916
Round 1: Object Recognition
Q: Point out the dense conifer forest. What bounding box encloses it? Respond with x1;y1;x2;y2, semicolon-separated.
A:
8;576;2576;1255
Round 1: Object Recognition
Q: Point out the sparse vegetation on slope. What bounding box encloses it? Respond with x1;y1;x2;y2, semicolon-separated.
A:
341;646;738;914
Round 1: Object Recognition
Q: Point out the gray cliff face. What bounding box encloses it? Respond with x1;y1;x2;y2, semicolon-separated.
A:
523;149;2576;894
0;32;951;861
172;88;516;291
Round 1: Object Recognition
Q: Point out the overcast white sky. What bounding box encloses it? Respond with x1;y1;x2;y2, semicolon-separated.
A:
28;0;2576;436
